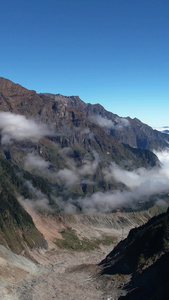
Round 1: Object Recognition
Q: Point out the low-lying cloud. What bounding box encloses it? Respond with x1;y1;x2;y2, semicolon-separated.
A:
19;148;169;214
89;115;130;130
56;151;100;187
104;151;169;191
24;153;51;172
56;151;169;213
18;180;53;212
0;111;53;144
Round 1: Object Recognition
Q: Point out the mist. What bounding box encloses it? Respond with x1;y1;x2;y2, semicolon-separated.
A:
56;150;169;213
18;180;53;212
19;148;169;214
24;153;51;172
0;111;53;144
89;115;130;130
56;151;99;187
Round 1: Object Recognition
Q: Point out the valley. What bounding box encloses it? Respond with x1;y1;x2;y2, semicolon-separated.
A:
0;77;169;299
0;208;160;300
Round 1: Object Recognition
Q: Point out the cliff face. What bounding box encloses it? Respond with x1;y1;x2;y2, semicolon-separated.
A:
43;91;169;150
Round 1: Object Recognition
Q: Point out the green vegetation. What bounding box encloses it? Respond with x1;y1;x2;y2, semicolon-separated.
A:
55;228;116;251
0;157;47;254
138;253;146;267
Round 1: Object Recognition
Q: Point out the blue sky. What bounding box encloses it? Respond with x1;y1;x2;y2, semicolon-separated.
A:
1;0;169;127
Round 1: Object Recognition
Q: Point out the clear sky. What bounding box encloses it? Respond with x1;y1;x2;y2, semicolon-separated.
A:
1;0;169;127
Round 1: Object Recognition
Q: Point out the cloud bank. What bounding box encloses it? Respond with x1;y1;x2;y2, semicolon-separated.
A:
0;111;53;144
57;151;169;213
20;147;169;214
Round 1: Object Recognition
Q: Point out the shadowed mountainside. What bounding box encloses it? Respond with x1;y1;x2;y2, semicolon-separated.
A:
119;251;169;300
100;208;169;299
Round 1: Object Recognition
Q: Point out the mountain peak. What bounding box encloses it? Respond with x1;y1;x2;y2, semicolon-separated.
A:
0;77;35;96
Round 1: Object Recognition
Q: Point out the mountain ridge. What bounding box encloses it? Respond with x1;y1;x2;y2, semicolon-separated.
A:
1;76;168;150
0;77;169;299
0;76;168;255
40;92;169;151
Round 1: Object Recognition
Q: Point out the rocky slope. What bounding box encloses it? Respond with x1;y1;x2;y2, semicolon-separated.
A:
99;208;169;299
44;92;169;150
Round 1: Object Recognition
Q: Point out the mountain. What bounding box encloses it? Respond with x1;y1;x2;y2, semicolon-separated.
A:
0;78;163;203
1;77;168;153
0;76;168;254
44;92;169;150
99;208;169;299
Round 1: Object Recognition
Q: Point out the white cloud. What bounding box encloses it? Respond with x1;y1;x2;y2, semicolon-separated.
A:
89;115;115;129
18;180;53;212
89;115;130;130
78;151;99;176
115;117;130;130
153;126;169;134
56;168;79;187
57;151;169;213
0;111;53;144
24;153;50;172
56;151;100;187
80;128;94;139
104;163;162;189
18;151;169;214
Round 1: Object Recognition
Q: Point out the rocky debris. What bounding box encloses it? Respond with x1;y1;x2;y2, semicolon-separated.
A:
0;209;160;300
0;246;109;300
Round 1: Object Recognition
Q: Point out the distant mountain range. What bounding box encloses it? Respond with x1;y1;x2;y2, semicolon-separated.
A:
154;126;169;134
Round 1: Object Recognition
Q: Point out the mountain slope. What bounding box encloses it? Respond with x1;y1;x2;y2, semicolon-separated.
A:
100;209;169;274
99;208;169;299
119;252;169;300
0;76;167;255
0;77;159;196
0;157;48;254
